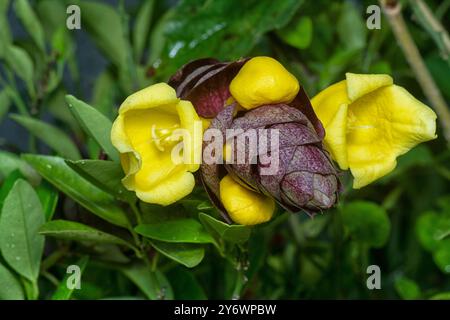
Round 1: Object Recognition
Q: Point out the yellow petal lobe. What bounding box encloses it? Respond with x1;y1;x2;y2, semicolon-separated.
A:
230;56;299;110
220;175;275;225
345;73;393;102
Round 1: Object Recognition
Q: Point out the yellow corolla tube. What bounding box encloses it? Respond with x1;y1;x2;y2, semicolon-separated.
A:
111;83;203;206
229;56;300;110
219;174;275;225
312;73;437;189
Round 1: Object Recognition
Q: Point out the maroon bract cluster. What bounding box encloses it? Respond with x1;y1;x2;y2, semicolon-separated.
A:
170;58;340;221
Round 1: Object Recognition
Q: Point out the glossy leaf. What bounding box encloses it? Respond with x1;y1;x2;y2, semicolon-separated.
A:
0;151;40;184
52;256;89;300
39;220;136;251
121;263;173;300
0;170;24;211
10;114;81;160
66;95;119;162
135;219;216;244
153;0;303;77
36;180;58;221
149;240;204;268
0;179;45;281
0;261;24;300
199;213;251;244
66;159;134;202
22;154;129;228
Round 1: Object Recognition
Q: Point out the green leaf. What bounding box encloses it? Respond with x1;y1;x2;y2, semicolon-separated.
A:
0;89;11;123
135;219;216;244
277;16;312;49
426;54;450;100
65;159;134;202
133;0;155;62
4;45;35;97
36;0;68;37
416;212;450;252
199;213;251;244
167;267;207;299
150;240;204;268
36;180;58;221
22;154;129;228
430;292;450;300
39;220;136;251
10;114;81;160
121;263;173;300
153;0;303;77
52;256;89;300
394;277;421;300
340;201;391;248
0;0;12;58
433;239;450;274
0;170;24;211
14;0;46;53
337;1;366;50
91;71;117;118
0;261;24;300
77;0;128;71
0;179;45;282
66;95;119;162
0;151;40;184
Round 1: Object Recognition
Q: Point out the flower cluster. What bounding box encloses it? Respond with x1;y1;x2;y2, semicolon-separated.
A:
111;56;437;226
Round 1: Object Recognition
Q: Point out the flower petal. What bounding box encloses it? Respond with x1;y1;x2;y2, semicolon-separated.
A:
230;56;299;110
123;108;180;190
136;170;195;206
347;84;437;188
175;100;203;172
311;80;350;169
345;73;393;102
323;103;349;170
219;174;275;225
118;83;179;115
311;80;350;127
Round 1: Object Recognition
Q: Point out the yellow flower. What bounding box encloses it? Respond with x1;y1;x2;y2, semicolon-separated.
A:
312;73;437;188
229;56;299;110
111;83;203;205
219;174;275;225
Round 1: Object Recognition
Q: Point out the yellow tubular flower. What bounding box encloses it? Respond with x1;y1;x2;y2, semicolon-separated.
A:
111;83;203;206
229;56;300;110
312;73;437;189
220;174;275;225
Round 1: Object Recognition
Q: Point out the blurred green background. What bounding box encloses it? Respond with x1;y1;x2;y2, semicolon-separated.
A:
0;0;449;300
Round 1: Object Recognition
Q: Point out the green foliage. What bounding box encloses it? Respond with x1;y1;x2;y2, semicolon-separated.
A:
0;180;44;283
0;0;449;300
341;201;391;248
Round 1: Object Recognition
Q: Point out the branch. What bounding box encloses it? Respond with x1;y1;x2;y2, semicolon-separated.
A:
409;0;450;62
380;0;450;144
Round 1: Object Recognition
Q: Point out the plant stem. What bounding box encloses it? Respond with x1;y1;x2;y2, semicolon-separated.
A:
409;0;450;61
380;0;450;143
130;202;143;225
